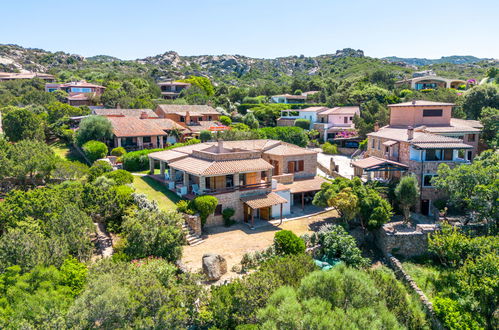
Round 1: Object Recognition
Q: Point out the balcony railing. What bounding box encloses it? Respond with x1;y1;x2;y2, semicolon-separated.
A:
172;181;272;196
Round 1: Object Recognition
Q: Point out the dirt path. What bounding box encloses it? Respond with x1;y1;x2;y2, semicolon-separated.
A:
92;222;114;260
181;210;338;281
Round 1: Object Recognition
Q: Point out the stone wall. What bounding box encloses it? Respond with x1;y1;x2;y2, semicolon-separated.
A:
273;173;294;184
263;153;317;179
337;147;356;156
183;214;202;236
374;222;438;258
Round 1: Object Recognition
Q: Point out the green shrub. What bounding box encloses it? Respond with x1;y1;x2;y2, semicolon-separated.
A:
322;142;338;154
433;296;481;330
219;115;232;126
176;200;195;215
82;140;108;163
104;169;134;185
273;230;305;255
110;147;126;157
88;160;113;181
294;118;311;130
200;130;212;142
192;195;218;227
359;138;368;150
222;208;236;227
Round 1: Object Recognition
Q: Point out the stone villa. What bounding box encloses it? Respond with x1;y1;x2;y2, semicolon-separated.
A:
147;140;325;227
352;100;482;215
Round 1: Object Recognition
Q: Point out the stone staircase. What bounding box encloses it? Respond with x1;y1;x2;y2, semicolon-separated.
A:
182;223;204;246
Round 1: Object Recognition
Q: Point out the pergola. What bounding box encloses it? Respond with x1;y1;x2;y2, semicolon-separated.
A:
241;192;288;228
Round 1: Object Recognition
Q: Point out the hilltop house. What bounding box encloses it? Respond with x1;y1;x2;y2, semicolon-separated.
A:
395;71;468;90
46;81;105;106
157;81;191;99
147;140;325;227
277;106;329;129
0;72;55;82
271;94;307;104
351;100;482;216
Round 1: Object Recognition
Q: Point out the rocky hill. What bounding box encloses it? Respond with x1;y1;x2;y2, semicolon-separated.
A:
383;55;492;66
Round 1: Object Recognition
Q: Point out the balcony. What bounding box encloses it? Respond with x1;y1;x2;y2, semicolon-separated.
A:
169;181;272;198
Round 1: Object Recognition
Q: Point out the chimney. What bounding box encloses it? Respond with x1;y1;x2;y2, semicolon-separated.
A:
218;140;224;153
140;111;148;119
373;122;379;132
185;111;191;124
407;126;414;140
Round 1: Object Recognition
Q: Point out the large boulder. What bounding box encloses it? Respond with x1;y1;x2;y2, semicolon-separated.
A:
202;253;227;281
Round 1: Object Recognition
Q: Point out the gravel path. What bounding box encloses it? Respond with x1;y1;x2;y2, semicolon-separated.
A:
93;222;114;259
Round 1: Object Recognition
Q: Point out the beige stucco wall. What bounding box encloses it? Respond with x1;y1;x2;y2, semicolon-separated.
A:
389;105;452;127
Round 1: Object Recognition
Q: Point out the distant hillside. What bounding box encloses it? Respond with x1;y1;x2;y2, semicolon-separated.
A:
383;55;491;66
0;44;494;85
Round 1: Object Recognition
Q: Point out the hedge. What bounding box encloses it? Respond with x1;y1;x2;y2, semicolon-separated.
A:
123;139;201;171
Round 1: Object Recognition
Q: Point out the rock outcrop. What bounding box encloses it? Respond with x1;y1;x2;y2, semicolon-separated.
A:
202;253;227;281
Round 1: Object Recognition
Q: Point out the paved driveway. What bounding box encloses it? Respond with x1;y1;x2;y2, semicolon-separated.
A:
316;152;354;179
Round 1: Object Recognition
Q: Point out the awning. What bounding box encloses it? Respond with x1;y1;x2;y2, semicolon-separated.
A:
412;143;473;149
383;140;398;147
241;192;288;209
351;156;408;172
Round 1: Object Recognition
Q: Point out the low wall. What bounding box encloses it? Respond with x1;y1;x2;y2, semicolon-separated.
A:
184;214;202;236
273;173;294;184
386;255;444;330
375;222;438;258
337;147;357;156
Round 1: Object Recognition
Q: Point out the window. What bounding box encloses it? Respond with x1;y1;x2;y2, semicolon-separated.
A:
70;87;92;93
371;138;375;149
239;173;246;186
143;136;151;143
287;160;304;173
377;139;381;150
47;88;57;92
208;115;212;121
468;134;476;142
385;146;389;153
320;117;324;123
423;174;437;187
349;116;353;121
423;109;443;117
425;149;439;161
344;117;348;123
180;116;185;122
215;204;222;216
226;175;234;188
443;149;453;161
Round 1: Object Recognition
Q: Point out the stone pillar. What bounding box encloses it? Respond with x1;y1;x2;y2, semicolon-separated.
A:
137;136;144;148
117;137;122;147
183;171;189;187
159;136;164;148
199;176;206;193
170;168;176;181
266;169;272;182
234;173;240;187
160;161;165;176
149;158;155;175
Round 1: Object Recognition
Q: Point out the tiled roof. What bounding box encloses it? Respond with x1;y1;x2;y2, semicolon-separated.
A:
56;81;105;88
291;106;328;113
264;144;317;156
150;118;186;131
321;106;360;115
412;142;473;149
276;176;327;194
351;156;408;169
425;126;481;133
186;121;229;133
93;108;159;118
450;118;483;129
388;100;455;107
149;150;188;162
156;104;219;115
106;116;168;137
241;192;288;209
382;140;398;146
369;127;464;143
157;81;191;86
168;157;274;176
411;133;462;143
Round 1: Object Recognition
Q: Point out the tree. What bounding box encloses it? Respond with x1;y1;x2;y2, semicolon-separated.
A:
294;118;310;130
479;107;499;147
259;126;309;147
461;84;499;119
433;150;498;232
219;115;232;126
52;160;89;181
82;140;108;163
1;106;45;142
273;230;306;255
110;147;126;157
199;130;212;142
104;169;134;185
121;209;184;261
76;116;113;146
394;175;419;224
328;187;359;224
7;139;57;185
322;142;338;154
88;160;113;181
192;195;218;227
242;112;259;129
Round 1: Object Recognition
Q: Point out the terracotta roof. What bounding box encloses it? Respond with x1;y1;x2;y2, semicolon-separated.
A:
149;150;188;162
450;118;483;129
241;192;288;209
411;133;463;143
321;106;360;115
382;140;398;146
149;118;186;131
351;156;408;170
157;81;191;86
93;108;158;118
369;127;464;143
412;142;473;149
155;104;219;115
264;144;317;156
106;116;167;137
168;157;274;176
186;121;229;133
276;176;327;194
424;126;481;134
388;100;455;107
291;106;328;113
52;81;105;89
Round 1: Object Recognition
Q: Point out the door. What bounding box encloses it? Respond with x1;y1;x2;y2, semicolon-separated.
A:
260;207;270;221
421;200;430;216
245;172;257;186
243;204;251;223
467;151;473;161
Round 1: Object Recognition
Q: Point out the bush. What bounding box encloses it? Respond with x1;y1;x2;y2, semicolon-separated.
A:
222;208;236;227
110;147;126;157
88;160;113;181
322;142;338;154
219;115;232;126
273;230;306;255
82;140;108;163
104;169;134;185
294;118;310;130
76;116;113;146
176;200;195;215
433;296;480;330
192;195;218;227
200;130;212;142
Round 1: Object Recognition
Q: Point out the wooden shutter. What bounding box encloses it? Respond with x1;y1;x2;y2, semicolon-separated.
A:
298;160;304;172
245;172;257;185
288;161;295;173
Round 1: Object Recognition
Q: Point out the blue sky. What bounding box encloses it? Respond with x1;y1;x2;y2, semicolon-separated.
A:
1;0;498;60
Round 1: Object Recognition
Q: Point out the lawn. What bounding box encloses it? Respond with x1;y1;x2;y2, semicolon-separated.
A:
134;168;161;175
49;141;87;163
401;261;450;299
132;175;180;211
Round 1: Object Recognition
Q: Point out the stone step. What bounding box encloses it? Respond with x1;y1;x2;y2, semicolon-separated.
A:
186;235;200;243
189;238;205;246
